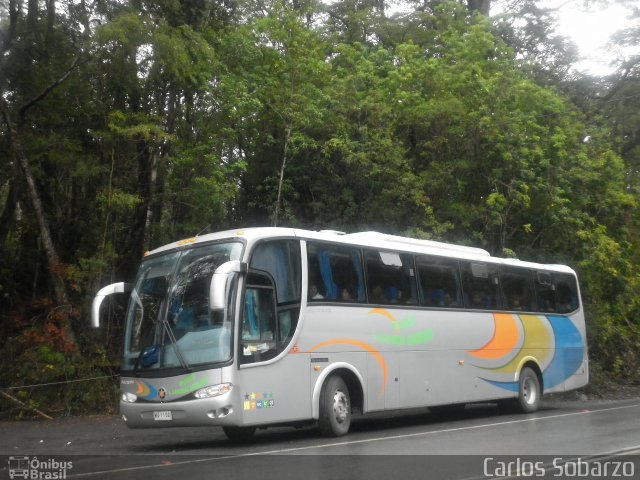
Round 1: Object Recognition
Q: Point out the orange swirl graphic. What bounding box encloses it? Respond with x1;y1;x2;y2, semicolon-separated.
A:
468;313;520;360
308;339;388;396
135;381;150;396
368;307;396;324
490;314;553;373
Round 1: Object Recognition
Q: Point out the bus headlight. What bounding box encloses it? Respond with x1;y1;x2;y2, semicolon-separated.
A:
121;392;138;403
194;383;233;399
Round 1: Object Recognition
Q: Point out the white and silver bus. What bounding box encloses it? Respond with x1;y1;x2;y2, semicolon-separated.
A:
92;228;588;441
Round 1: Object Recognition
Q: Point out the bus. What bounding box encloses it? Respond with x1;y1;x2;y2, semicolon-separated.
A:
91;227;588;441
8;456;29;479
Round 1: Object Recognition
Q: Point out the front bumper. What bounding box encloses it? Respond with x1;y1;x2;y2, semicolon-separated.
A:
120;391;238;428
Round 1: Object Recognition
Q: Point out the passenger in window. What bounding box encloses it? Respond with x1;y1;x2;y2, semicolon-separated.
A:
511;298;523;310
371;285;387;304
484;293;496;309
385;286;401;304
309;285;324;300
558;300;574;313
341;287;355;302
443;292;459;307
470;292;483;308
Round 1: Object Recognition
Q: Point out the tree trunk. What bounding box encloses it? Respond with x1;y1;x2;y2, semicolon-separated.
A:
1;0;19;54
78;0;92;39
0;100;69;307
273;126;291;227
0;179;18;251
143;149;158;252
124;139;154;273
27;0;38;28
46;0;56;46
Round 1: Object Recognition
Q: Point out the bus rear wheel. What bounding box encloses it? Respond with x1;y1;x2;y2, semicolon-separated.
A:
318;375;351;437
223;425;256;443
514;367;541;413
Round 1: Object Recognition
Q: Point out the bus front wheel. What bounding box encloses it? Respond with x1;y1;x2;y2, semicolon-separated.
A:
318;375;351;437
515;367;541;413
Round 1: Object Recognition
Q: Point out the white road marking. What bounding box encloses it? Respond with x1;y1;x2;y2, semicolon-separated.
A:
69;403;640;477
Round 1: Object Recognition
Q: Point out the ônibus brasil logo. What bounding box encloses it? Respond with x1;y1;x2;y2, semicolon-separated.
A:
7;456;73;480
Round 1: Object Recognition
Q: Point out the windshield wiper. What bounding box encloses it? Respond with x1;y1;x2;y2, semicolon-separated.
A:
131;297;191;374
132;324;190;373
161;317;191;372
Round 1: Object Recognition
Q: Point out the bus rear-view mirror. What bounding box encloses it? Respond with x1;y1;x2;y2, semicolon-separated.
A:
91;282;133;328
210;260;248;310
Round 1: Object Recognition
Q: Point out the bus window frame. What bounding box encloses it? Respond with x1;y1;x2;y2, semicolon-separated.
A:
415;254;463;309
304;240;581;317
460;261;502;310
499;267;536;313
553;272;580;314
239;269;280;365
363;248;417;306
306;242;365;303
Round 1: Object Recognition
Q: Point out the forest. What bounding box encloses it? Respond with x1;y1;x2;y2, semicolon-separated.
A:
0;0;639;417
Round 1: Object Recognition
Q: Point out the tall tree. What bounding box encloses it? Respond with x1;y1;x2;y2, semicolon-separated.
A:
491;0;579;83
0;0;87;309
228;1;334;226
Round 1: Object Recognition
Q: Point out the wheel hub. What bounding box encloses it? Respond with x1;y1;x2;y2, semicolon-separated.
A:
523;377;538;405
333;390;349;424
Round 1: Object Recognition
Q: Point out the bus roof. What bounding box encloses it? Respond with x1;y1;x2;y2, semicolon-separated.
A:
145;227;575;274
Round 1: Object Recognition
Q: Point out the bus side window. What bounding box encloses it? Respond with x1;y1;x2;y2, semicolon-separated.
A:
416;256;462;308
555;274;579;313
307;252;325;301
250;240;301;305
534;272;579;314
244;240;302;364
500;268;534;312
461;262;501;310
240;271;278;363
364;250;417;305
535;272;556;313
307;243;365;303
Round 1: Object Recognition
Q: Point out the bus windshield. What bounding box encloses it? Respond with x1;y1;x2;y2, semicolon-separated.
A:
122;241;243;373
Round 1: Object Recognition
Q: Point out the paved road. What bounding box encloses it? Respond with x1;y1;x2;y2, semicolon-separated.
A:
1;397;639;479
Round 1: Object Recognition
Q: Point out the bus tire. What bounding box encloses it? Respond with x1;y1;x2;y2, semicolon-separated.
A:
318;375;351;437
514;367;541;413
223;425;256;443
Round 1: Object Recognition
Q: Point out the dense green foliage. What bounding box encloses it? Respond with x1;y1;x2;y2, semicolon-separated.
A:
1;0;639;417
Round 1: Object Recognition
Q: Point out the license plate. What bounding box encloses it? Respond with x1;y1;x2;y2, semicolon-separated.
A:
153;411;172;421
